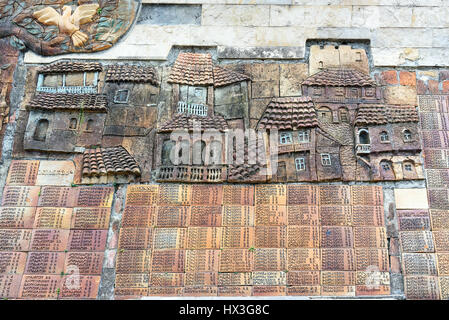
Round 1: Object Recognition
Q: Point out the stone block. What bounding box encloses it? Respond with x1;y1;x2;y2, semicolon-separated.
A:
279;63;308;97
384;86;417;105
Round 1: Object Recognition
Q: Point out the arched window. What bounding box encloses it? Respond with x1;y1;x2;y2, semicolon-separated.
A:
380;131;389;142
192;140;206;165
403;129;412;141
318;61;324;69
379;159;395;180
403;161;414;172
358;129;370;144
161;140;174;166
85;119;94;131
33;119;49;142
69;118;77;129
209;140;222;165
339;107;349;123
318;107;332;123
177;139;190;165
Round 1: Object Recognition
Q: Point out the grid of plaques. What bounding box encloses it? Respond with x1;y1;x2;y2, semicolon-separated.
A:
0;160;113;299
415;95;449;300
115;184;389;297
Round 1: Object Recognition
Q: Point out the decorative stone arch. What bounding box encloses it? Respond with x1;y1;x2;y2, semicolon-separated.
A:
358;128;370;144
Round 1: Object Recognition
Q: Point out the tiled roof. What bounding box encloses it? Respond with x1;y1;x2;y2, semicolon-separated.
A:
302;68;376;87
168;53;214;86
355;105;418;126
258;96;319;130
159;114;229;132
105;64;159;85
228;139;265;181
38;61;102;73
213;66;250;87
82;146;141;177
27;93;108;112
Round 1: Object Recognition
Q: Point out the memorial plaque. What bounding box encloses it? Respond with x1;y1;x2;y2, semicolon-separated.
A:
38;186;75;207
116;249;151;274
71;207;111;229
185;250;220;272
1;186;40;207
153;228;187;250
351;186;383;206
255;205;286;226
320;226;354;248
287;248;321;271
321;248;355;271
118;228;153;250
221;227;254;249
68;230;108;251
255;226;286;248
402;253;438;276
0;252;27;274
219;249;253;272
0;274;22;298
183;286;217;297
126;185;159;206
223;185;254;206
252;286;286;296
75;187;114;207
222;206;254;226
6;160;39;186
0;207;36;228
254;248;286;271
122;206;154;228
321;285;355;297
286;271;320;286
287;286;320;296
437;253;449;275
252;271;286;286
218;286;252;296
30;229;70;251
155;206;189;227
355;271;390;286
147;287;182;296
187;227;221;249
319;206;352;227
433;230;449;252
35;161;75;186
33;207;73;229
60;275;100;299
115;273;149;288
0;229;32;251
218;272;252;286
430;209;449;230
397;210;431;231
287;185;319;206
319;185;351;205
191;185;223;205
321;271;355;286
19;275;61;299
354;227;387;248
189;206;222;227
184;272;218;286
356;285;390;296
404;276;440;300
64;252;104;275
426;169;449;189
151;250;185;273
24;252;65;274
287;206;319;226
424;149;449;169
428;189;449;209
399;231;435;253
255;185;286;205
439;276;449;300
352;206;384;227
355;248;389;272
158;184;191;206
287;226;320;248
115;288;149;296
150;273;184;287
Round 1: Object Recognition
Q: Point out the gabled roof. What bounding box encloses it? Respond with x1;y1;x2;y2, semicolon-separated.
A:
105;64;159;85
82;146;140;177
27;93;108;112
302;68;376;87
213;66;251;88
38;61;102;73
257;97;319;130
355;105;419;126
159;114;229;132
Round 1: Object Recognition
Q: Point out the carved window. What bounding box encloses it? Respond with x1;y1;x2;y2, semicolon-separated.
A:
33;119;49;142
162;140;174;166
114;89;129;103
297;130;310;143
335;87;344;96
356;52;362;62
280;132;293;145
365;87;375;97
209;141;222;165
381;161;391;171
192;140;206;165
321;153;332;166
380;131;389;142
85;119;94;132
313;87;323;96
69;118;77;130
339;108;349;123
404;163;413;171
403;129;412;142
318;61;324;69
358;129;370;144
295;157;306;171
318;107;332;123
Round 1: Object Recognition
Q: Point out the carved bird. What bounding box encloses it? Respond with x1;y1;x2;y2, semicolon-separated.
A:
33;4;99;47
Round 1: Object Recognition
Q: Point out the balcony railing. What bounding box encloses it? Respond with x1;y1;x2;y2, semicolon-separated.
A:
177;101;208;116
157;165;225;182
356;144;371;154
36;86;97;94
